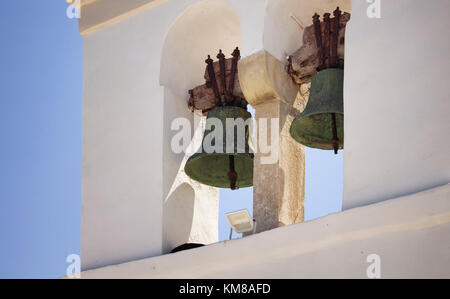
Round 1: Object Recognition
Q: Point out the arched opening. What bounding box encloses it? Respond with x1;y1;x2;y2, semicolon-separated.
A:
160;0;242;95
162;183;195;253
160;0;244;247
263;0;351;221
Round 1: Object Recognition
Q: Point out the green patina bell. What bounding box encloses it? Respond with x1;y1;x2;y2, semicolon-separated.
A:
184;106;254;190
290;68;344;154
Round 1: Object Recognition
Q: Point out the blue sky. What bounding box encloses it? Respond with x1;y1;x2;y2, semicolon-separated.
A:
0;2;82;278
219;148;342;241
0;1;341;278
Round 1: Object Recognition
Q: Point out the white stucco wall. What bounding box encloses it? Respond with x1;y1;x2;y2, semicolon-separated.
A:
343;0;450;209
81;0;450;273
81;9;166;269
79;184;450;278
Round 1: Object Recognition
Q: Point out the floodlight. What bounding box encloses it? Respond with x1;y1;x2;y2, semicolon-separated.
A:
225;209;256;239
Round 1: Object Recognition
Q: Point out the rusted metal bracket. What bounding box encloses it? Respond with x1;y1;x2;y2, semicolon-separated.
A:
228;47;240;103
313;13;325;70
205;55;221;106
217;49;228;105
188;89;195;112
330;7;341;68
189;48;247;114
323;13;331;68
287;9;349;84
312;7;343;71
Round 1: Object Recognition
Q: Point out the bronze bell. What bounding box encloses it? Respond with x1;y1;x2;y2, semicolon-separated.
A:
290;68;344;154
184;106;254;190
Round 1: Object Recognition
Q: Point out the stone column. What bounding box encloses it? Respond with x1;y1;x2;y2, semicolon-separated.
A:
239;51;306;232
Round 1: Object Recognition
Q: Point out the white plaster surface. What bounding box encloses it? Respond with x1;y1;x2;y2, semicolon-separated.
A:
343;0;450;209
81;12;167;269
160;0;243;254
79;184;450;278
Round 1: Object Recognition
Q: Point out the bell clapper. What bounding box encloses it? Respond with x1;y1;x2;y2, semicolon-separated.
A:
331;113;339;155
227;155;239;190
220;48;245;188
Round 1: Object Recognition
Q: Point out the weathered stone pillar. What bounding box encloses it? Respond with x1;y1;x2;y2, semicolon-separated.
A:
239;51;306;233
